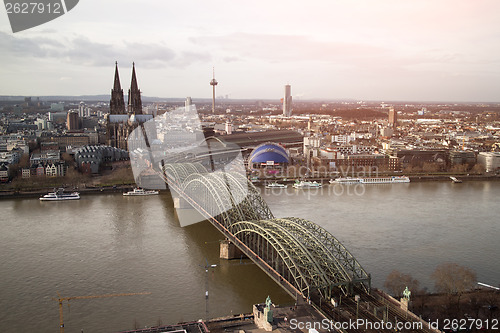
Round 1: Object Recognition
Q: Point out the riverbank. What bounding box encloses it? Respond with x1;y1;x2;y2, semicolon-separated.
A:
1;173;499;199
252;173;500;186
0;184;138;200
411;288;499;324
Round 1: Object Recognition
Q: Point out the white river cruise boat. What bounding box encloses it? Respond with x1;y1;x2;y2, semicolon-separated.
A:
39;188;80;201
293;180;322;189
123;188;159;196
332;176;410;184
265;182;288;189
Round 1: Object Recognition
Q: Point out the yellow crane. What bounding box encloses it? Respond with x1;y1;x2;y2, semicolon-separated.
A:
52;291;151;333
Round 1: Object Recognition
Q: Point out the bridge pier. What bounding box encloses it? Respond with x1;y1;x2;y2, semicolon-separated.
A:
173;197;191;209
220;240;247;260
172;196;207;227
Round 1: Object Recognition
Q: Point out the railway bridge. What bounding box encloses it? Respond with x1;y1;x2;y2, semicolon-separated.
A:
152;160;436;332
159;161;371;302
127;109;436;332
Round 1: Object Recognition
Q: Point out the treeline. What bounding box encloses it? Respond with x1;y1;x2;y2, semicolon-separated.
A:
383;263;499;319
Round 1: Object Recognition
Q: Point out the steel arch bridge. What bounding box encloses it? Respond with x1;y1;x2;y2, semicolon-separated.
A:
162;163;370;300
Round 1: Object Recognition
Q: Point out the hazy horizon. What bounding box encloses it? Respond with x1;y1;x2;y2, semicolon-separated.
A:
2;94;500;105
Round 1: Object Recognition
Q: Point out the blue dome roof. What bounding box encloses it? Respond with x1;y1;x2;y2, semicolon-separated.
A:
249;143;289;164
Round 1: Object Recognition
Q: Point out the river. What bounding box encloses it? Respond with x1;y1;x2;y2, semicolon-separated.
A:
0;181;498;332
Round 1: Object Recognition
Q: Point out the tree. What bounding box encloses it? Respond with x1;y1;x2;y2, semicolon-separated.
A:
18;153;30;168
61;152;74;165
384;270;420;298
65;167;88;186
470;163;485;174
431;262;477;309
8;163;20;179
422;162;440;173
449;164;467;173
8;153;31;179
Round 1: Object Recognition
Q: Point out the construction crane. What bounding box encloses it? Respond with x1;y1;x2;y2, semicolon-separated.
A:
52;291;151;333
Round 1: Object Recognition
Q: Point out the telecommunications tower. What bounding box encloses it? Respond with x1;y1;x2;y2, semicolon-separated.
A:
210;68;218;113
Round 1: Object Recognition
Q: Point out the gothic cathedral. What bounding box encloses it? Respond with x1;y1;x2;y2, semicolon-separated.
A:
106;62;153;150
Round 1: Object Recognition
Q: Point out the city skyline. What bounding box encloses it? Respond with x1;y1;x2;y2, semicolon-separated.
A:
1;1;500;102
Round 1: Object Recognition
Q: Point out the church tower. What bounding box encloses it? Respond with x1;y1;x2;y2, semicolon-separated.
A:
109;62;126;115
128;62;142;115
107;62;153;150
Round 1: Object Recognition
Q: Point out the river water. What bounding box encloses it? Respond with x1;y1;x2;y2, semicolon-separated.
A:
0;181;498;332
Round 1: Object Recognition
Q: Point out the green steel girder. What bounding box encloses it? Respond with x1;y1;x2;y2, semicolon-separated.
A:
229;218;369;297
160;163;370;299
267;218;351;284
230;221;311;295
229;219;330;297
163;162;207;184
285;217;370;292
183;172;235;223
178;170;273;227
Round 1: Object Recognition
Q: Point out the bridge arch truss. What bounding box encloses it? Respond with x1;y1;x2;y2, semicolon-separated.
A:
161;163;370;300
229;217;370;299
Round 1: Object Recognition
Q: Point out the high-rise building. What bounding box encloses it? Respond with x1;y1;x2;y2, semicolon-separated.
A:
78;101;85;118
185;96;192;111
388;108;397;128
67;111;79;131
283;84;292;117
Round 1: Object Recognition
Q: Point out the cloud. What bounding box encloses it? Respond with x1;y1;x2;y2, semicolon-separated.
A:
0;32;209;68
0;31;63;58
190;32;390;64
189;31;500;79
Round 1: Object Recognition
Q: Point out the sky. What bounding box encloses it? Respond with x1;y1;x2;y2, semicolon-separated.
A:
1;0;500;102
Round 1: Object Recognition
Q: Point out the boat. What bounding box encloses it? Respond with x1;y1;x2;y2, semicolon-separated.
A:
450;176;463;183
39;188;80;201
332;176;410;184
330;177;362;184
265;182;288;189
293;180;322;189
360;176;410;184
123;188;159;196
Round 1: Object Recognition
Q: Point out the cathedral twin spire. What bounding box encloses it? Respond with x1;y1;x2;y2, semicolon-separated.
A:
128;62;142;115
110;62;142;115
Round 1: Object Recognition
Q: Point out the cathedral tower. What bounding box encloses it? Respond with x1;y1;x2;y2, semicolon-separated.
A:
128;62;142;115
107;62;152;150
109;62;126;115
